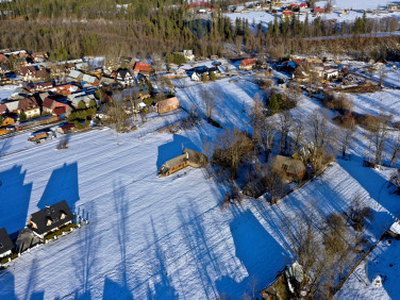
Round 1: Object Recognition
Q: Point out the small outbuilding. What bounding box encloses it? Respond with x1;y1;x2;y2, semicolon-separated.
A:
155;96;180;114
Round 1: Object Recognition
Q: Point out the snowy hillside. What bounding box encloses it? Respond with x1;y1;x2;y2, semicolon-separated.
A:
1;73;400;298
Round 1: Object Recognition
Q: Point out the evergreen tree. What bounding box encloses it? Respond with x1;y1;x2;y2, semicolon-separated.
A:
268;94;280;115
19;110;27;122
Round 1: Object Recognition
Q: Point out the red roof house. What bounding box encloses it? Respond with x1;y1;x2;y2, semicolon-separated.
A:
313;7;325;13
133;62;152;74
239;58;257;71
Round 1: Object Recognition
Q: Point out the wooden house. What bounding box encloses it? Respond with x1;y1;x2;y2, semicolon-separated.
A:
158;148;208;176
133;62;152;75
155;96;180;114
28;200;74;239
272;155;306;181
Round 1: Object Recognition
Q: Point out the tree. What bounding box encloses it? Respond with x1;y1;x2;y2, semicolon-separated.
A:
342;120;356;157
344;194;374;231
209;71;216;81
278;111;292;154
0;115;3;126
202;72;209;82
293;116;305;149
389;134;400;167
372;116;389;166
268;94;280;115
200;86;218;121
106;102;129;145
19;110;27;122
307;112;334;172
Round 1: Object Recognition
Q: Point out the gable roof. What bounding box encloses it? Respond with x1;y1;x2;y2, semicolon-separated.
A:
18;97;39;111
29;200;74;236
133;62;151;73
239;58;257;67
272;155;305;175
0;228;13;256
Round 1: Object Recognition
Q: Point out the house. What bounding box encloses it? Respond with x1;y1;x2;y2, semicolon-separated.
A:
158;148;208;176
313;7;325;14
281;11;293;18
272;155;306;180
115;68;135;86
239;58;257;71
183;50;195;61
0;104;8;115
155;96;180;114
18;97;41;119
68;69;85;82
31;52;49;63
133;62;152;75
82;74;100;86
28;200;75;239
4;100;19;114
20;66;50;82
0;228;13;259
300;3;308;9
57;123;76;134
49;84;79;96
42;96;73;117
1;116;15;126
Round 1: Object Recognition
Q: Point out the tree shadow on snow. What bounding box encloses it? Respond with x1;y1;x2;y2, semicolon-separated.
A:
339;157;400;227
216;208;287;299
0;268;17;300
37;162;80;211
0;165;32;233
156;134;200;170
145;218;178;299
176;204;223;299
102;179;134;300
72;203;100;300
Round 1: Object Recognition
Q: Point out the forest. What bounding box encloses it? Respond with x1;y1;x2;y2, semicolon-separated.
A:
0;0;399;61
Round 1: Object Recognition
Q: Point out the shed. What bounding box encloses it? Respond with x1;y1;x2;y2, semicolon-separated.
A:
158;148;208;176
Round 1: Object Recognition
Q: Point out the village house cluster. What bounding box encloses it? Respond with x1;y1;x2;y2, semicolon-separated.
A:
0;49;183;138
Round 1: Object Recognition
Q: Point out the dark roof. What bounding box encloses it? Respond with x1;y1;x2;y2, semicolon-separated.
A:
0;228;13;255
29;200;74;236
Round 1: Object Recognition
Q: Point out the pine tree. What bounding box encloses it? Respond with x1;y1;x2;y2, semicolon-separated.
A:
268;94;280;115
19;111;27;122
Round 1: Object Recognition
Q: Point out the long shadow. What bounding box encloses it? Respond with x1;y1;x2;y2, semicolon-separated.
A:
37;162;80;211
102;179;133;300
0;165;32;233
338;157;400;221
176;203;223;299
0;268;17;300
146;217;178;299
156;134;200;170
72;203;100;300
216;208;288;299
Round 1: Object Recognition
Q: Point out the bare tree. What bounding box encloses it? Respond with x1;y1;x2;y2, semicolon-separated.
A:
372;116;389;166
342;120;356;157
249;96;276;162
293;116;305;149
389;134;400;167
378;67;386;86
278;111;293;154
200;86;218;122
307;112;334;172
106;102;129;145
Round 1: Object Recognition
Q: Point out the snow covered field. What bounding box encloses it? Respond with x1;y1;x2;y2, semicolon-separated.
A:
1;75;400;298
335;238;400;300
